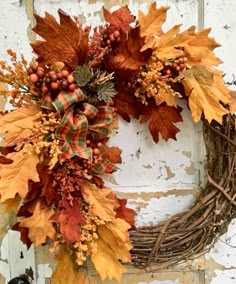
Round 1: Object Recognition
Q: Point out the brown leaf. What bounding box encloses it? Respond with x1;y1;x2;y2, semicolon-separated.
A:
0;145;39;202
104;26;152;81
0;104;40;147
140;102;183;143
103;6;135;33
104;144;122;164
92;218;132;282
138;2;168;38
113;84;144;122
81;182;118;222
182;65;231;123
19;201;56;247
51;249;86;284
51;200;86;244
31;10;89;68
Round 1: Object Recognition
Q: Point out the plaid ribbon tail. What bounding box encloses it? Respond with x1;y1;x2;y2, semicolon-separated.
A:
89;106;114;141
56;106;92;162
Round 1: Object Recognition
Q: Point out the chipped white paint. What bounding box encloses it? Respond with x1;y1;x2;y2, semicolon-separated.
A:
0;0;236;283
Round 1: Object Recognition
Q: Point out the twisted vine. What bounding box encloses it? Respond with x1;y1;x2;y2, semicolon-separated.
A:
130;114;236;271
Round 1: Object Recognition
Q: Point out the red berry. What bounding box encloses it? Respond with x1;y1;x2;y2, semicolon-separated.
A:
179;63;185;70
41;85;48;94
61;70;69;77
68;83;76;91
29;73;38;83
49;70;56;78
51;82;59;89
165;69;171;75
93;148;101;155
57;72;63;79
50;74;58;82
106;39;111;45
114;30;120;38
30;62;38;71
109;33;115;42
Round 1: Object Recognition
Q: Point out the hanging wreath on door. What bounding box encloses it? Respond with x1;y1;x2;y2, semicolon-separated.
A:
0;2;235;283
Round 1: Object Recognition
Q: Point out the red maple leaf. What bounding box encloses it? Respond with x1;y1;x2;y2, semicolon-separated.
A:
51;199;86;244
103;6;135;33
12;223;32;249
140;101;183;143
31;10;89;68
116;199;136;228
104;26;152;81
113;84;144;122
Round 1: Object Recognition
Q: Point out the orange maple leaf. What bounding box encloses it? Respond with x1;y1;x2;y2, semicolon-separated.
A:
81;182;118;222
182;65;231;124
92;218;132;282
31;10;89;68
147;25;221;68
19;201;56;247
0;145;39;202
104;26;152;81
103;6;135;33
138;2;168;38
140;102;183;143
51;249;86;284
0;104;40;147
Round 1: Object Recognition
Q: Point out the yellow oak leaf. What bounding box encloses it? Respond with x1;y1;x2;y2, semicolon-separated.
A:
144;25;221;68
91;218;132;281
19;201;56;247
0;104;40;147
97;218;132;263
81;182;118;222
0;145;39;202
91;240;126;282
182;65;231;124
51;249;86;284
138;2;168;38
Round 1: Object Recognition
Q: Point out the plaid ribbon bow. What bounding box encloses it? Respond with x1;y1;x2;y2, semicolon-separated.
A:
42;89;114;162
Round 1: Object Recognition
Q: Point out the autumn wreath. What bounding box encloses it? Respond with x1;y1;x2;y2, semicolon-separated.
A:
0;2;235;283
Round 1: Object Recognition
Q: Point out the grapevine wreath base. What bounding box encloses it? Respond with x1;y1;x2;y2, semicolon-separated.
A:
0;2;236;283
130;115;236;271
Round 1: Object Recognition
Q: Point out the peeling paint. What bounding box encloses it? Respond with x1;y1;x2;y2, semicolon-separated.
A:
165;166;175;180
182;150;192;158
143;164;152;169
185;162;195;175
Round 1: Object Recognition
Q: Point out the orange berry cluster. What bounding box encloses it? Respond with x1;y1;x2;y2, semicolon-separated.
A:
102;30;121;46
27;62;76;96
163;56;188;77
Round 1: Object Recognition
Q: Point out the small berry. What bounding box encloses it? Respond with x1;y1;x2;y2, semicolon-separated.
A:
51;82;59;89
61;70;69;77
67;74;75;84
68;83;76;91
114;30;120;38
29;73;38;83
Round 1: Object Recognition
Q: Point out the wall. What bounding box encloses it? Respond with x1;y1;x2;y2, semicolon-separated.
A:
0;0;236;283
